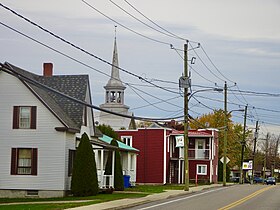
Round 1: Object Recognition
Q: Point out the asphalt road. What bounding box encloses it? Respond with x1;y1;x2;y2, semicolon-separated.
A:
126;184;280;210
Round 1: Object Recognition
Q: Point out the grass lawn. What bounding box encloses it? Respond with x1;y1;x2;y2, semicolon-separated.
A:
0;184;197;209
0;192;147;210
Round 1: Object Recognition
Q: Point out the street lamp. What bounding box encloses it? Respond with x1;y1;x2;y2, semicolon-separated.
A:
188;88;223;100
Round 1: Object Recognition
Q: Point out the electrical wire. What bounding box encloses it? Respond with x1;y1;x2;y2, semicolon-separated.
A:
189;42;225;82
200;44;236;84
0;63;185;121
171;46;219;85
0;21;183;113
109;0;183;41
81;0;171;46
123;0;194;42
0;2;179;95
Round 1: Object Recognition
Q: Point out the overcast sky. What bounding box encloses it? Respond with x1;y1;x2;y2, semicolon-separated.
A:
1;0;280;138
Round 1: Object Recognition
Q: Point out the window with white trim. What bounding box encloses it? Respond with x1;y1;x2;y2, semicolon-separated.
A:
121;136;132;147
197;164;207;175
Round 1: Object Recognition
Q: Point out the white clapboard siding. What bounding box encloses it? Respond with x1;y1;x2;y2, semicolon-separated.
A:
0;72;76;191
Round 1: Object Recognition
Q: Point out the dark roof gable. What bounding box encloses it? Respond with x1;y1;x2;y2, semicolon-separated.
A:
6;62;89;131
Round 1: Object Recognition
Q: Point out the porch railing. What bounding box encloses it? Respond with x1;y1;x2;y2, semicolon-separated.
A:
97;173;114;189
188;149;210;160
176;148;211;160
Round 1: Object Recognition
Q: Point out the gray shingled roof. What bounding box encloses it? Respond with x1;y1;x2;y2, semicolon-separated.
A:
6;62;88;131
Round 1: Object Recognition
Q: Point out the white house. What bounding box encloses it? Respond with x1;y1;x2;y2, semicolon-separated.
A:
98;135;138;187
0;62;136;198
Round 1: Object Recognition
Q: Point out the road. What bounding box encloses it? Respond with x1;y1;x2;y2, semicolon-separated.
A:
126;184;280;210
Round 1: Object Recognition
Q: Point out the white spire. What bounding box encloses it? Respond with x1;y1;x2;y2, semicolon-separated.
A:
106;26;125;88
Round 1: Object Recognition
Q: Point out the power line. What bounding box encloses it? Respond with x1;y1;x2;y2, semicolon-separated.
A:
0;2;178;95
200;44;236;84
123;0;192;42
0;63;184;121
109;0;183;41
171;46;219;85
81;0;171;46
189;42;225;82
0;21;183;113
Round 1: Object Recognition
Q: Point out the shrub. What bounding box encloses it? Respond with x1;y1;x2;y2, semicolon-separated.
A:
71;133;99;196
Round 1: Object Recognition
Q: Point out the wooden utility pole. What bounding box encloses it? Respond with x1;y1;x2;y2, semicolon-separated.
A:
263;133;269;180
272;136;279;177
223;81;228;186
240;105;247;184
251;120;258;184
183;42;189;191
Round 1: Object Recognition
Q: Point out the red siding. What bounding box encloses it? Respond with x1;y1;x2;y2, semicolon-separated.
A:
189;160;210;183
117;128;219;184
117;129;166;184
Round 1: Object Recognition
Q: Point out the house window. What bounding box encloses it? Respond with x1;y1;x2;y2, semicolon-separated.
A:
11;148;38;175
197;164;207;175
13;106;37;129
68;149;76;176
121;136;132;147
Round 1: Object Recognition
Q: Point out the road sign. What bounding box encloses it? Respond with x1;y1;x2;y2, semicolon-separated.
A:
220;157;230;164
242;160;253;170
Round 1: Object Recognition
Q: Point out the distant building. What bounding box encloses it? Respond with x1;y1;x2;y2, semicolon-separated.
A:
95;37;133;130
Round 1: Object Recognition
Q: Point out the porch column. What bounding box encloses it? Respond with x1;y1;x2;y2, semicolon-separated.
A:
112;151;115;188
178;160;181;184
100;150;104;186
128;153;131;175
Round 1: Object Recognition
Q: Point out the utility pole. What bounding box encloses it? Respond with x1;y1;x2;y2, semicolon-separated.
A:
272;136;279;177
240;105;247;184
263;133;269;180
223;81;227;186
251;120;258;184
183;42;189;191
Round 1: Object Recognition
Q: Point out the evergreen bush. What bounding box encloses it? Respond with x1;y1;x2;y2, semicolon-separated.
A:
105;139;124;191
71;133;99;196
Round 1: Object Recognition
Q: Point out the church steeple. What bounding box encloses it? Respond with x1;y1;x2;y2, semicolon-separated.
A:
105;36;125;89
104;28;126;105
98;29;132;130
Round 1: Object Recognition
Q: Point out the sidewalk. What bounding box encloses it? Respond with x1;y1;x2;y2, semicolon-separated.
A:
68;184;224;210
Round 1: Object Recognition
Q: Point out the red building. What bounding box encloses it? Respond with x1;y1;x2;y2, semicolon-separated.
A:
117;126;219;184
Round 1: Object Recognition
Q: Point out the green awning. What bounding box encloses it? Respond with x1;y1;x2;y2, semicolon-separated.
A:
99;135;139;152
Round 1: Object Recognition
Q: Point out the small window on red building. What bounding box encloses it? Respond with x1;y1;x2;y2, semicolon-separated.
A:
121;136;132;147
197;164;207;175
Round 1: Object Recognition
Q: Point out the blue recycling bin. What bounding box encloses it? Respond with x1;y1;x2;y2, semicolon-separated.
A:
123;175;131;188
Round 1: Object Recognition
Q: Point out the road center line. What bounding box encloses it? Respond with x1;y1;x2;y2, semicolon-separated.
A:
218;185;275;210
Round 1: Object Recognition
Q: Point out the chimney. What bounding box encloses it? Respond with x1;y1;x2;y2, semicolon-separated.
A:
43;63;53;77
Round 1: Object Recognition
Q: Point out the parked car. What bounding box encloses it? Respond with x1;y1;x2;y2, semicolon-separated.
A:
265;177;276;185
230;177;240;183
253;176;263;183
